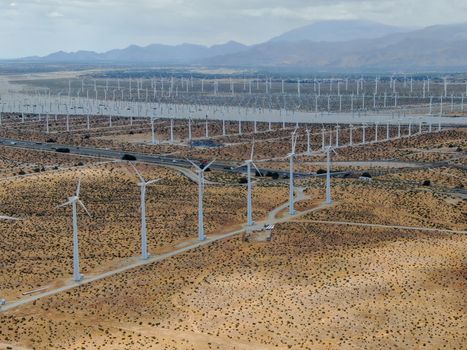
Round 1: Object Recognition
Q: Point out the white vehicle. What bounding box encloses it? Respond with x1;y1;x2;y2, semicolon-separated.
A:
359;176;372;182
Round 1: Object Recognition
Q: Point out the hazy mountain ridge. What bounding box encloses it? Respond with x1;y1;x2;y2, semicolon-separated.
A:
24;41;248;64
204;23;467;70
268;20;410;43
15;21;467;70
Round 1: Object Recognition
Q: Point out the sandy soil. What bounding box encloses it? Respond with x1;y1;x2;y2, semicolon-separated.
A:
0;221;464;349
0;174;465;349
0;162;288;301
0;106;465;349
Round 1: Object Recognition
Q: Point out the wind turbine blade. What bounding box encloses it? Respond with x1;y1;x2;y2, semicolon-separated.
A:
293;132;299;152
145;178;163;186
234;162;247;170
251;162;262;176
250;139;255;161
130;162;145;182
76;179;81;197
202;159;216;171
56;200;72;209
78;200;92;218
186;159;201;170
289;131;296;153
0;215;19;221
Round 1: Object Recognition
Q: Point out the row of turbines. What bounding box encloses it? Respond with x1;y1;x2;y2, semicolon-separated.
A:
0;107;442;148
5;74;467;119
5;86;466;117
54;160;213;282
48;76;467;101
0;101;458;140
1;91;452;142
26;116;442;283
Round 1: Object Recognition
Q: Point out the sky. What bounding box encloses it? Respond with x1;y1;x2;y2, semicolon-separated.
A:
1;0;467;58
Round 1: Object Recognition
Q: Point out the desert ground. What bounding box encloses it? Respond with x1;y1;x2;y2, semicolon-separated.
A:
0;161;290;301
0;85;466;349
0;181;465;349
0;149;465;349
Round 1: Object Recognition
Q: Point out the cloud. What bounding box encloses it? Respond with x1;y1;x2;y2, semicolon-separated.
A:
0;0;466;58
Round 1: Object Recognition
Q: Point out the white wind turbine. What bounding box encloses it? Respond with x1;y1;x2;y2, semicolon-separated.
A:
131;163;162;260
239;140;262;227
324;146;337;205
57;179;91;282
305;128;312;156
150;117;157;144
286;130;299;215
188;159;215;241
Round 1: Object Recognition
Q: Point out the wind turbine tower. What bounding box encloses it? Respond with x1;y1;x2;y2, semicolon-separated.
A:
325;146;337;205
241;141;262;227
57;180;91;282
287;131;299;215
188;159;215;241
305;128;312;156
131;163;161;260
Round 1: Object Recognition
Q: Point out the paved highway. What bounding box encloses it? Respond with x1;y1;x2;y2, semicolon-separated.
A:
0;137;350;179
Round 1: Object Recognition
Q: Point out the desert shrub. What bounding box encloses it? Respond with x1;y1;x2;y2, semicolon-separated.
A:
238;177;248;184
422;180;431;186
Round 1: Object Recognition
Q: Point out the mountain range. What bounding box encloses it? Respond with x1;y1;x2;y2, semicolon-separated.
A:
40;40;248;64
268;20;411;43
16;20;467;71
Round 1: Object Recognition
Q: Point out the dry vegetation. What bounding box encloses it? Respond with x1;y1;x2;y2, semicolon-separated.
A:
0;221;464;349
380;167;466;189
0;146;100;178
0;166;465;349
299;178;466;231
3;113;464;166
0;113;466;349
0;162;288;301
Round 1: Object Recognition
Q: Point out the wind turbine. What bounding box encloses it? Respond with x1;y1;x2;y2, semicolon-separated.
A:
188;159;215;241
239;140;262;227
0;214;19;221
305;128;312;156
131;163;162;260
150;117;157;144
324;146;337;205
286;131;299;215
57;179;91;282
